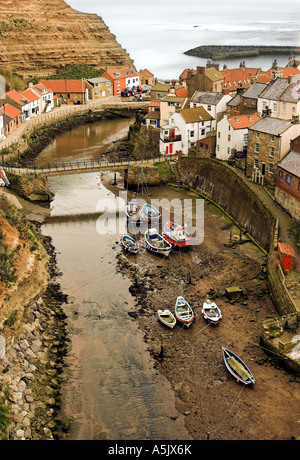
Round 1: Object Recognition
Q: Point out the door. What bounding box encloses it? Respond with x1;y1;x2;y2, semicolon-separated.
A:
282;256;291;270
261;162;266;176
166;146;168;155
169;144;173;154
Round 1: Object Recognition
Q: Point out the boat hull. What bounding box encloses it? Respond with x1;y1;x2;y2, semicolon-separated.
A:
163;222;193;247
157;309;176;329
141;204;160;223
222;347;255;385
202;301;222;325
175;296;195;327
120;235;140;254
145;229;172;257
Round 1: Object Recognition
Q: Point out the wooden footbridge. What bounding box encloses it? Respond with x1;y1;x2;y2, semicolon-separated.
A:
2;155;164;177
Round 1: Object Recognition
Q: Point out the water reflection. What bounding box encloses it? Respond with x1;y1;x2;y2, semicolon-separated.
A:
42;172;190;440
35;118;133;165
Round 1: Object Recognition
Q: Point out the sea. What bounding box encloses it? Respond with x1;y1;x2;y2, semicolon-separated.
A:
66;0;300;80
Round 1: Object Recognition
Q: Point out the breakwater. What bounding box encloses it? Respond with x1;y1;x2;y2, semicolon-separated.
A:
184;45;300;60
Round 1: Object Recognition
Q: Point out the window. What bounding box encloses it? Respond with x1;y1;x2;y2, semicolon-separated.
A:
254;159;259;168
268;164;274;174
201;129;205;135
286;174;292;185
227;147;231;155
207;105;211;111
298;181;300;191
273;103;277;113
282;103;286;113
269;147;274;157
256;132;259;138
190;130;195;138
228;134;231;141
94;91;98;97
255;143;259;153
279;170;283;179
218;132;220;138
269;135;274;142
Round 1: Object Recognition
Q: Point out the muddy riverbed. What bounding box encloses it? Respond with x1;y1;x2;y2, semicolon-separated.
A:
34;118;299;441
106;182;299;441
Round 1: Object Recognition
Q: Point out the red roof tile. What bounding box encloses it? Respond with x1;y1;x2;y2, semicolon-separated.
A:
220;68;252;91
175;87;188;97
39;80;87;93
6;89;27;105
21;89;39;102
229;114;260;130
0;103;21;118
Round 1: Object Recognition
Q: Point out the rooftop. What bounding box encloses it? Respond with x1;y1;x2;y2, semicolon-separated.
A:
190;91;224;105
242;82;267;99
249;116;292;135
278;150;300;178
259;77;289;101
180;106;214;123
229;114;260;130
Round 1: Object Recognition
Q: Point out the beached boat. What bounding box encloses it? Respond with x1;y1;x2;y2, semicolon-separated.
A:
163;221;193;247
202;299;222;325
222;347;256;385
141;203;160;222
145;228;172;257
125;199;144;224
157;309;176;329
120;235;140;254
175;296;195;327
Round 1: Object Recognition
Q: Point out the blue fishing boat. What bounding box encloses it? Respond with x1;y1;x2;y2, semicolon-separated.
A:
120;235;140;254
175;296;195;327
141;203;160;222
125;199;144;224
222;347;256;385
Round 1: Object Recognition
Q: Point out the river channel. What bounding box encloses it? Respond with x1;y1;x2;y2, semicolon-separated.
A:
41;120;191;440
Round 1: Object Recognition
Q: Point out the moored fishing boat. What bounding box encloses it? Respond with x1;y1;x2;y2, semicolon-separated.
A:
174;296;195;327
202;299;222;325
145;228;172;257
222;347;256;385
125;199;144;224
120;234;140;254
163;221;193;247
157;309;176;329
141;203;160;222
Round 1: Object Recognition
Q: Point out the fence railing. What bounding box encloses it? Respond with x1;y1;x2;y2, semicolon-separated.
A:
2;154;167;175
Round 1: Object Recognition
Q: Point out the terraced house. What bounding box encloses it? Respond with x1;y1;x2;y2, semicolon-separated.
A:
246;116;300;184
257;75;300;120
275;135;300;222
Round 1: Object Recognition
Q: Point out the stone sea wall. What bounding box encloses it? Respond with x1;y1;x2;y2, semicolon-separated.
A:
184;45;300;60
179;157;276;252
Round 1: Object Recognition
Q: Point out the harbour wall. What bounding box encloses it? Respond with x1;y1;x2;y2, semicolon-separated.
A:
179;157;276;252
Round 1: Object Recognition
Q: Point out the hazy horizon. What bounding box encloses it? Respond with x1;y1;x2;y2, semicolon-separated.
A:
66;0;300;79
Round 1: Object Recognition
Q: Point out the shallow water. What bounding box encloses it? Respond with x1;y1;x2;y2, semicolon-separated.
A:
35;118;133;166
41;149;191;439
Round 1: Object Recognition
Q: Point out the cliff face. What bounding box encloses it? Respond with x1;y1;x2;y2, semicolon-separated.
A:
0;0;134;77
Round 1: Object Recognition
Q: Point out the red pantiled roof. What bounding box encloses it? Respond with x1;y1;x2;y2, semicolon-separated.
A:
0;103;21;119
149;100;160;107
103;68;139;80
6;89;28;105
229;114;260;130
21;89;39;102
175;87;188;97
39;80;87;93
140;69;153;77
220;68;252;91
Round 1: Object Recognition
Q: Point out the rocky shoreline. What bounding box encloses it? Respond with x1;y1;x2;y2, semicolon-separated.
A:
184;45;300;60
0;223;68;440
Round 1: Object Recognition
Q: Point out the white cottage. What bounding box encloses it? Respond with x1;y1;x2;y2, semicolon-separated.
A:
216;114;260;161
160;107;214;156
189;91;231;130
